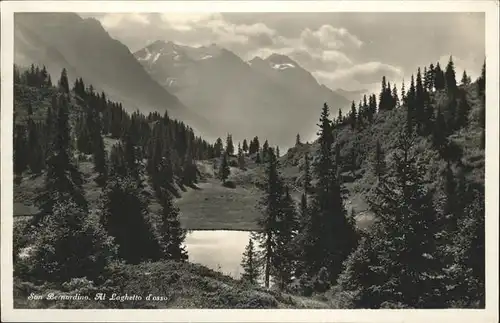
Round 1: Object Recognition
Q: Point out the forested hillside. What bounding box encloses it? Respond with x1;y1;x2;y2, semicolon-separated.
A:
12;56;486;309
240;57;486;308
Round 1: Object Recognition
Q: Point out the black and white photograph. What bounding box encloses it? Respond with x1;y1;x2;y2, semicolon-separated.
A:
1;1;499;321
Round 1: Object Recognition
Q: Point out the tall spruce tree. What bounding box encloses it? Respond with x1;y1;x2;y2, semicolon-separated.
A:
214;137;224;158
274;186;298;290
296;133;301;146
158;189;188;261
254;148;282;288
58;68;70;94
461;70;470;86
350;101;357;130
415;68;426;134
445;56;457;93
262;140;270;162
237;143;246;169
226;134;234;156
241;237;260;285
242;139;249;153
219;152;230;184
305;103;358;288
477;60;486;104
339;128;443;308
426;63;435;91
434;62;445;90
100;174;162;264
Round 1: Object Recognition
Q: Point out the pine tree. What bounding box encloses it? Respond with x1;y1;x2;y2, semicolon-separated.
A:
254;148;282;288
296;133;301;146
100;175;162;264
241;237;260;285
379;76;387;111
58;68;70;94
249;136;260;155
237;143;246;170
340;128;443;308
294;153;312;279
274;186;298;290
392;83;399;109
350;101;357;130
401;80;407;106
337;108;343;125
406;75;416;134
415;68;426;134
445;56;457;93
461;70;470;86
214;137;224;158
426;63;435;91
262;140;270;162
226;134;234;156
434;62;445;90
219;152;230;184
158;190;188;261
242;139;249;153
477;60;486;104
305;103;358;288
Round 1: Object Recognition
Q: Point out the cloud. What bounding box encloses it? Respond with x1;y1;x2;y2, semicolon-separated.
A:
321;50;353;66
300;25;363;50
100;13;151;29
160;13;220;31
313;62;403;91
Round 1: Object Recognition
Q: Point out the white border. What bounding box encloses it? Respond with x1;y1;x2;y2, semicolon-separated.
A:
1;1;499;322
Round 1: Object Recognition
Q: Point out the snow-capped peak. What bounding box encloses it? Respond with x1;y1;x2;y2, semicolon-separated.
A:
271;63;295;70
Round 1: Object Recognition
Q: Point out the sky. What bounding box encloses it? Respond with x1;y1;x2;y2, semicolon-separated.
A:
82;12;485;92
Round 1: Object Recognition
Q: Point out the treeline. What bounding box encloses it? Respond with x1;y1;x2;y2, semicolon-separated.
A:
214;133;279;185
241;57;485;308
13;64;217;283
336;57;480;142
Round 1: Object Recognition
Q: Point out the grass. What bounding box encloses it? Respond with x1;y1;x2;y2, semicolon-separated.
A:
13;260;331;309
176;161;262;230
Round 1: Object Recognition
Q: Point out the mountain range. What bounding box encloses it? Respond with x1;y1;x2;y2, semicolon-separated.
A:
14;13;360;147
134;40;353;146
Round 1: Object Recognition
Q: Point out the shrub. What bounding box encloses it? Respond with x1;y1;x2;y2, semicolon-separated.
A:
30;197;117;283
223;181;237;189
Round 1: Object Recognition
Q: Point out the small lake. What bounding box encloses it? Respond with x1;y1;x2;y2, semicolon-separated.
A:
184;230;252;279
